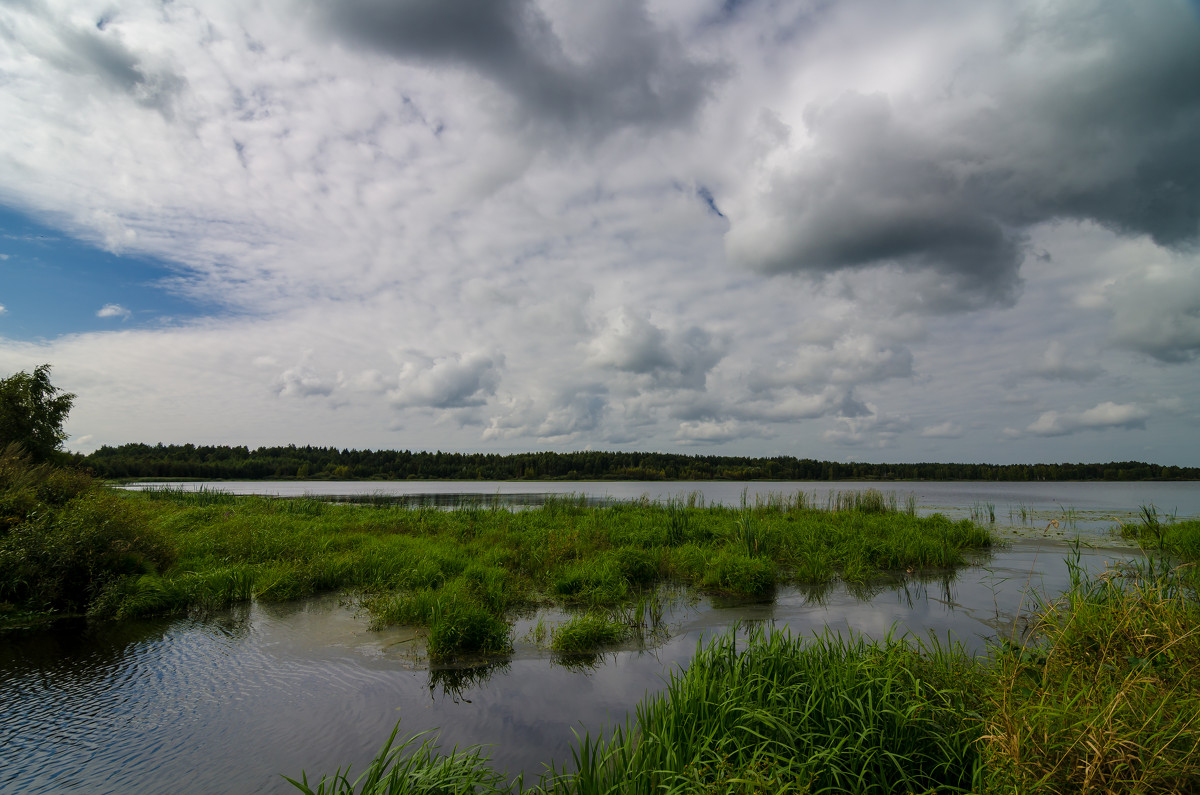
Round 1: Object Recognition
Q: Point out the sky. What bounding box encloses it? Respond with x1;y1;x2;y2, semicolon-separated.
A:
1;0;1198;465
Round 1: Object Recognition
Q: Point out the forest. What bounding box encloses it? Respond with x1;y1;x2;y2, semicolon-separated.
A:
80;443;1198;481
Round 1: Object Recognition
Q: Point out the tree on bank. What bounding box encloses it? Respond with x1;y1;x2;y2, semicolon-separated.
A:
0;364;75;463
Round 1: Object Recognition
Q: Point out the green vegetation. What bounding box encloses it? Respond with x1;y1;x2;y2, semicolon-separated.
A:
0;448;175;628
284;725;515;795
286;538;1200;795
83;441;1196;481
3;449;991;658
0;364;75;464
550;612;628;655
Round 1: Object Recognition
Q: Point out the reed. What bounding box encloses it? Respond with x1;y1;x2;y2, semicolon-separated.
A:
284;724;514;795
980;554;1200;793
544;625;985;794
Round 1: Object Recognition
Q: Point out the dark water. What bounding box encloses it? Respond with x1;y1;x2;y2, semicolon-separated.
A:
4;482;1197;792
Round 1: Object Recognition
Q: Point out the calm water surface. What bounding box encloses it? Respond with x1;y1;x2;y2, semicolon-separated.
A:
3;481;1197;792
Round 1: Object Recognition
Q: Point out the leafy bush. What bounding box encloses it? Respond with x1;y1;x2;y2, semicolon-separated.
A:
0;450;175;616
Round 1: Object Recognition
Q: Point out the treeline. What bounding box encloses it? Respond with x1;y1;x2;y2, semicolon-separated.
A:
79;443;1198;481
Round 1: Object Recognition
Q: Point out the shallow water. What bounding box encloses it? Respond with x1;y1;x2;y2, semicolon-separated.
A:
1;537;1146;793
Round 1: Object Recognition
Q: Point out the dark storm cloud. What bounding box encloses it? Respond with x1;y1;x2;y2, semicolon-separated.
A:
313;0;720;136
727;1;1200;316
0;2;183;112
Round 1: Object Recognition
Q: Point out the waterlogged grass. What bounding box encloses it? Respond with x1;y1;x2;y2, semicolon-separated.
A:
550;612;628;655
288;548;1200;795
3;465;991;659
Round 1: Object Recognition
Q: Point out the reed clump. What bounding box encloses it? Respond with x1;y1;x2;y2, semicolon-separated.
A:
980;554;1200;793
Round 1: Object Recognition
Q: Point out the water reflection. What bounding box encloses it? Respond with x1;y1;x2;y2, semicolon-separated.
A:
428;661;509;702
0;541;1147;793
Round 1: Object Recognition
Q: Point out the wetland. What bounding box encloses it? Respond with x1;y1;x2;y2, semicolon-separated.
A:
3;465;1199;793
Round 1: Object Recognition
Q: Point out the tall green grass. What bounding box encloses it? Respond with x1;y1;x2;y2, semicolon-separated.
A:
981;552;1200;793
545;626;984;795
284;725;516;795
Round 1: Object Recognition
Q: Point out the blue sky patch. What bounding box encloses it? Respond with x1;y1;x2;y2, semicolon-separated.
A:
0;206;219;340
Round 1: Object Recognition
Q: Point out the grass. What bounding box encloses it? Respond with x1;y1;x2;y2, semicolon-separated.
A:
546;627;986;795
284;512;1200;795
2;482;989;660
284;724;516;795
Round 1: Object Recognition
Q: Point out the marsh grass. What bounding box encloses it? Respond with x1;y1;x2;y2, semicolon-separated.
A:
550;612;627;654
288;528;1200;794
284;724;515;795
544;626;985;795
981;553;1200;793
10;483;992;658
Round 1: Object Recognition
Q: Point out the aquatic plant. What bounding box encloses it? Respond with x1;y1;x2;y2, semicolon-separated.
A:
284;724;514;795
551;612;627;654
545;626;985;795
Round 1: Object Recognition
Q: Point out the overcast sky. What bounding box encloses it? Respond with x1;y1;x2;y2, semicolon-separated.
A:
2;0;1199;465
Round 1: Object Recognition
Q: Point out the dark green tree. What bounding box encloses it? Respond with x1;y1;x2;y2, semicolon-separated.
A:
0;364;75;462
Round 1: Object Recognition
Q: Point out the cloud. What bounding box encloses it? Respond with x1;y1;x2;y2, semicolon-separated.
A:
1029;341;1104;382
920;421;963;439
312;0;721;140
1025;402;1150;437
275;361;335;398
96;303;131;319
823;407;912;448
390;352;504;409
0;304;6;315
674;419;765;445
483;387;607;442
748;334;913;393
588;310;724;390
0;1;184;114
723;1;1200;313
1106;266;1200;363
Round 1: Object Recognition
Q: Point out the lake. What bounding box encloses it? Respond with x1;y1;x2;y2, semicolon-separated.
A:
2;481;1197;793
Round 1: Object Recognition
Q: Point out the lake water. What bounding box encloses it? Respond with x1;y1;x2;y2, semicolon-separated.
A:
3;481;1197;793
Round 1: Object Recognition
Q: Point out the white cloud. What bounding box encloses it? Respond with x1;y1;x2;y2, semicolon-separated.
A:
96;303;131;319
1026;402;1150;438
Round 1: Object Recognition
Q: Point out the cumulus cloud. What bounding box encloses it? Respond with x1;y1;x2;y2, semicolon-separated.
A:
748;333;913;392
823;408;912;448
1025;402;1150;437
483;387;607;442
1;0;1197;464
723;1;1200;313
275;361;335;398
674;419;765;445
390;353;504;409
96;303;131;319
588;310;724;390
